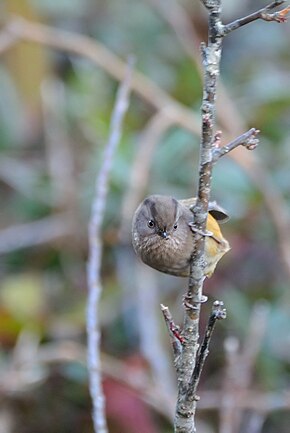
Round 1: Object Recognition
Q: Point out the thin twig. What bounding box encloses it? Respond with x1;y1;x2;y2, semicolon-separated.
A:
0;156;51;205
261;6;290;22
41;77;77;210
241;412;266;433
146;0;246;137
212;128;260;162
187;301;226;401
86;58;133;433
220;302;270;433
195;389;290;412
137;264;177;401
0;27;18;55
5;16;200;135
223;1;289;35
220;336;240;433
161;304;183;359
0;213;74;254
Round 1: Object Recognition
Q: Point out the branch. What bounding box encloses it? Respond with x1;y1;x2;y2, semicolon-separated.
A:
174;3;225;432
223;1;290;35
86;58;133;433
200;0;220;10
219;302;269;433
212;128;260;162
4;16;200;135
161;304;183;359
0;27;18;55
187;301;226;401
137;265;177;400
0;213;73;254
145;0;290;284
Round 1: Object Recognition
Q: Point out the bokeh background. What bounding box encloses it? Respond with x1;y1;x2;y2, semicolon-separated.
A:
1;1;290;432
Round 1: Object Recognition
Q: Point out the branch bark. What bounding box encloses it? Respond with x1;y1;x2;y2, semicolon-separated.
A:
188;301;226;402
223;1;290;35
212;128;260;162
174;3;224;432
170;1;289;432
86;58;133;433
161;304;183;360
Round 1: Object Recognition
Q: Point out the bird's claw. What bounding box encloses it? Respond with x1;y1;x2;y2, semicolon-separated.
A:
183;294;208;310
189;222;213;238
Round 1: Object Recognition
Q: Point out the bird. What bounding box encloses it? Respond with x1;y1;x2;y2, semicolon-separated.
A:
132;195;230;277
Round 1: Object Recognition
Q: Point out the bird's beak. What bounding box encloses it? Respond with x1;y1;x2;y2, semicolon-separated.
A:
159;230;168;239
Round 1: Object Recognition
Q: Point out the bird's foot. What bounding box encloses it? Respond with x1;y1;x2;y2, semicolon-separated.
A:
188;222;213;238
183;293;208;311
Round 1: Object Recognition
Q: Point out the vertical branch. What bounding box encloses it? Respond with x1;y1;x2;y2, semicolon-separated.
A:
188;3;223;307
86;58;133;433
174;2;223;432
172;1;288;431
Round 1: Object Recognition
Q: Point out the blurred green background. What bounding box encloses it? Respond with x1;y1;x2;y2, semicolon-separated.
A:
0;1;290;432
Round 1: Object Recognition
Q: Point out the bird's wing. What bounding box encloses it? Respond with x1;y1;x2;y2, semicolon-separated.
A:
179;197;229;223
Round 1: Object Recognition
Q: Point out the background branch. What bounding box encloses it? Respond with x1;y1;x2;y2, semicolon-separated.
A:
0;213;73;254
86;58;133;433
4;17;200;135
0;3;289;432
2;14;290;283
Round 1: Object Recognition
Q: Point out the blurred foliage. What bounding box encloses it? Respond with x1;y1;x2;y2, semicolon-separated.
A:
0;0;290;432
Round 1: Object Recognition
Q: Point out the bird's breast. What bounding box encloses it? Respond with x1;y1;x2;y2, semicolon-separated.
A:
133;232;192;276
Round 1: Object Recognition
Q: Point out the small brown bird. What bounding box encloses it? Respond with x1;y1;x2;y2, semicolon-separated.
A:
132;195;230;277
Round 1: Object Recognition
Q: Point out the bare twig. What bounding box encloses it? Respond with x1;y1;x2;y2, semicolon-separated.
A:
212;128;260;162
241;412;266;433
198;389;290;412
0;156;50;205
223;1;289;35
101;354;175;419
5;16;200;135
161;304;183;358
220;336;240;433
146;0;246;136
0;213;74;254
137;264;177;402
261;6;290;22
86;58;133;433
188;301;226;401
41;78;77;210
241;302;269;376
0;27;18;55
220;302;270;433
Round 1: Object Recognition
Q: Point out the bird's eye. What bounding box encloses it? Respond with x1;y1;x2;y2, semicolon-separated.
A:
148;220;155;228
173;224;178;230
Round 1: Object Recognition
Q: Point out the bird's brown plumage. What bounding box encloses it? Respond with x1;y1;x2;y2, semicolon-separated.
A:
132;195;230;277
